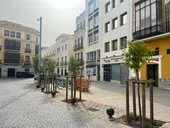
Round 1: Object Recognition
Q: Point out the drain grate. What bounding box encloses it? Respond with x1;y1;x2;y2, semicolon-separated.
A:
87;107;99;112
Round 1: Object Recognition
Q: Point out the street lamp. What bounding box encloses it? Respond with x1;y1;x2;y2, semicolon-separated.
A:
37;17;42;64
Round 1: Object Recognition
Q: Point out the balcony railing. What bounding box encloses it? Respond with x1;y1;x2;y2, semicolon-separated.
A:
73;45;83;51
56;62;59;66
25;48;31;53
133;21;170;40
60;61;67;66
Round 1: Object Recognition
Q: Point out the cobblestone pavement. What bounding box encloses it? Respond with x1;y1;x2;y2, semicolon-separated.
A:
0;79;129;128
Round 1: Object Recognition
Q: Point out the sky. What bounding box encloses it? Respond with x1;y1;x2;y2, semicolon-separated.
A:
0;0;85;47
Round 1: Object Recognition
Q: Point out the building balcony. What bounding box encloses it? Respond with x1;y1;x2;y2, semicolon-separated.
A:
78;60;84;66
133;21;170;40
25;48;31;53
73;45;83;51
60;61;67;66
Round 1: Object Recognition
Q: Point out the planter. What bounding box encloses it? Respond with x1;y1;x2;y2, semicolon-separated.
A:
36;85;40;88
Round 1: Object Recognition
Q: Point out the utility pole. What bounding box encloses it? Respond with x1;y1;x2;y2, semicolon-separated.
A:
37;17;42;64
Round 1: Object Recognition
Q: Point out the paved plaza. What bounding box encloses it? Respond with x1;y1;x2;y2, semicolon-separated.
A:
0;79;128;128
0;79;170;128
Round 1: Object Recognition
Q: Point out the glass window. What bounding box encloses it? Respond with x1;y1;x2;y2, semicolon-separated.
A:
36;37;38;42
88;18;93;30
112;0;118;8
105;21;110;33
136;10;140;31
105;2;110;13
88;33;93;44
120;36;127;49
94;30;99;42
26;44;30;49
4;30;9;36
25;56;30;62
94;0;99;9
112;17;118;29
65;44;67;50
94;13;99;26
105;42;110;52
120;0;124;3
112;39;118;51
120;12;127;26
16;32;21;38
10;31;15;37
26;34;30;40
151;3;156;26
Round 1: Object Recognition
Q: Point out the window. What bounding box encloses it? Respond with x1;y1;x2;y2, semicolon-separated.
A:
94;30;99;42
112;0;118;8
25;56;30;62
62;46;64;51
4;30;9;36
88;2;93;14
94;0;99;9
105;2;110;13
120;0;124;3
26;44;30;49
65;44;67;50
10;31;15;37
105;21;110;33
36;37;38;42
61;57;63;62
88;33;93;44
120;12;127;26
16;32;21;38
167;49;170;54
81;37;83;46
94;13;99;26
112;17;118;29
81;52;83;60
112;39;118;51
65;56;67;62
26;34;30;40
88;18;93;30
120;36;127;49
105;42;110;52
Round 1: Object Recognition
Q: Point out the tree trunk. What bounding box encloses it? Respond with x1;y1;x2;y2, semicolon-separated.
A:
136;70;142;123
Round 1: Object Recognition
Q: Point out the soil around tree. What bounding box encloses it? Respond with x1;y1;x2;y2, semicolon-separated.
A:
115;114;166;128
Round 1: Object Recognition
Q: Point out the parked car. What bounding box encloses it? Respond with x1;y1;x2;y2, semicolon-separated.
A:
16;72;34;78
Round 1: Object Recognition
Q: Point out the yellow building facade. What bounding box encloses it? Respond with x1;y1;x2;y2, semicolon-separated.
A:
0;21;39;78
140;35;170;87
133;0;170;88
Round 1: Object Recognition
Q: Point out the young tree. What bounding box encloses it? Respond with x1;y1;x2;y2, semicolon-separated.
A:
32;55;40;74
124;40;152;120
68;55;80;99
68;55;80;76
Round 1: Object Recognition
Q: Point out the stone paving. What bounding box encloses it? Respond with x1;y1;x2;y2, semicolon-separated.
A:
81;82;170;122
0;79;129;128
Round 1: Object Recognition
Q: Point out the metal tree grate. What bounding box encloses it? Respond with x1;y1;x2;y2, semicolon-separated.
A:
87;107;99;112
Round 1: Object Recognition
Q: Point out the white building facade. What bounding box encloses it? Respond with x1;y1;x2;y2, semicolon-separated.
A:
74;11;86;76
42;34;74;76
100;0;133;84
85;0;101;81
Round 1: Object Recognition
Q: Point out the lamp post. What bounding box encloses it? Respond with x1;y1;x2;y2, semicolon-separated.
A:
37;17;42;64
37;17;42;88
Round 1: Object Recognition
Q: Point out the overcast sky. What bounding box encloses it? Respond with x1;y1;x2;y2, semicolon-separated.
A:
0;0;85;47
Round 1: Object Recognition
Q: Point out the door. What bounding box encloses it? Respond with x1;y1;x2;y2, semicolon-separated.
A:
104;65;111;82
147;64;158;86
120;64;129;84
0;68;1;78
111;64;120;81
97;65;100;81
8;68;15;77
